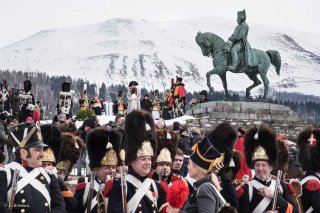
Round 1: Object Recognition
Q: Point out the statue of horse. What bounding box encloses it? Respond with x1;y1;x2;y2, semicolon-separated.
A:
195;31;281;100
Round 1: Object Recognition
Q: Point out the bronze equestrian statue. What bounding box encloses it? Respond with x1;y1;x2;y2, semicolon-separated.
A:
196;9;281;101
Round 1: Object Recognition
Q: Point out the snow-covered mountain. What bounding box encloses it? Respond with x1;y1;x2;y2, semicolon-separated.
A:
0;17;320;96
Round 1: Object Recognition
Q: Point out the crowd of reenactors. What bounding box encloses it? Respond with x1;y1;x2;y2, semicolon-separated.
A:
77;76;188;120
1;77;320;213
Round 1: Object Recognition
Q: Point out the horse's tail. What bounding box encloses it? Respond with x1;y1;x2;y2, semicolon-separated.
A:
266;50;281;75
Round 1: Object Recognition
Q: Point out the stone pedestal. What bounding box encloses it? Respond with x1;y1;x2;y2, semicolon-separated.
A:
186;101;307;140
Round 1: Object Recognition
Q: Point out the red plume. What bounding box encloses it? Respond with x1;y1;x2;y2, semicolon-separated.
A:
167;179;189;209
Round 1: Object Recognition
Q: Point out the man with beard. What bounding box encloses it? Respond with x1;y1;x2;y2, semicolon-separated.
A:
151;129;178;184
74;127;121;213
238;125;298;213
0;122;65;213
107;110;167;213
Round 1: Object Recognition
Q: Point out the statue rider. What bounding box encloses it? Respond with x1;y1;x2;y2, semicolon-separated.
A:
224;9;256;71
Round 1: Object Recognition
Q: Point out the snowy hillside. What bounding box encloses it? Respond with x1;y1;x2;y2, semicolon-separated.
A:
0;17;320;96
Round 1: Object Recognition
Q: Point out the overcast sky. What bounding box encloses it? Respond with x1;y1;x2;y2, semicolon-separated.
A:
0;0;319;48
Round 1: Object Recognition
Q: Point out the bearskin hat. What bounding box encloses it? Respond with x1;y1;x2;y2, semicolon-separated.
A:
41;124;62;163
23;80;32;92
117;91;123;97
56;132;85;172
244;125;277;169
62;81;71;92
125;110;157;164
206;122;237;166
273;138;290;174
113;127;126;162
297;127;320;172
87;127;121;168
155;129;178;164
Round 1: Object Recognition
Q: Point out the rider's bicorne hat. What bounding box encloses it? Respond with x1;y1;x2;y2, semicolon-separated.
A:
297;127;320;172
125;110;157;164
87;127;121;168
237;9;246;21
8;122;47;149
128;81;138;88
206;122;237;167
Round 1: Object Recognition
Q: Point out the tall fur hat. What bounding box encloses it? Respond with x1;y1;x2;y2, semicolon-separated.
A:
274;137;290;173
87;127;121;168
62;81;71;92
297;127;320;172
125;110;157;164
244;125;277;169
23;80;32;92
206;122;237;166
113;127;126;162
56;132;85;172
155;129;178;164
41;124;62;163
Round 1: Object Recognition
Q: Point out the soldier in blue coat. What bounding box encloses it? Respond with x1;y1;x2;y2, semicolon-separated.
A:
0;122;65;213
107;110;167;213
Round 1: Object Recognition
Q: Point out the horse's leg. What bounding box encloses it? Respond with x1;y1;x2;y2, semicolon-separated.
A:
206;70;215;93
259;73;269;100
206;60;226;93
219;73;230;100
245;72;261;97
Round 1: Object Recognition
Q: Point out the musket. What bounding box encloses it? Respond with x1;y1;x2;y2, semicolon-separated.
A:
174;99;185;116
87;170;96;213
271;170;283;211
9;169;20;210
120;165;127;213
